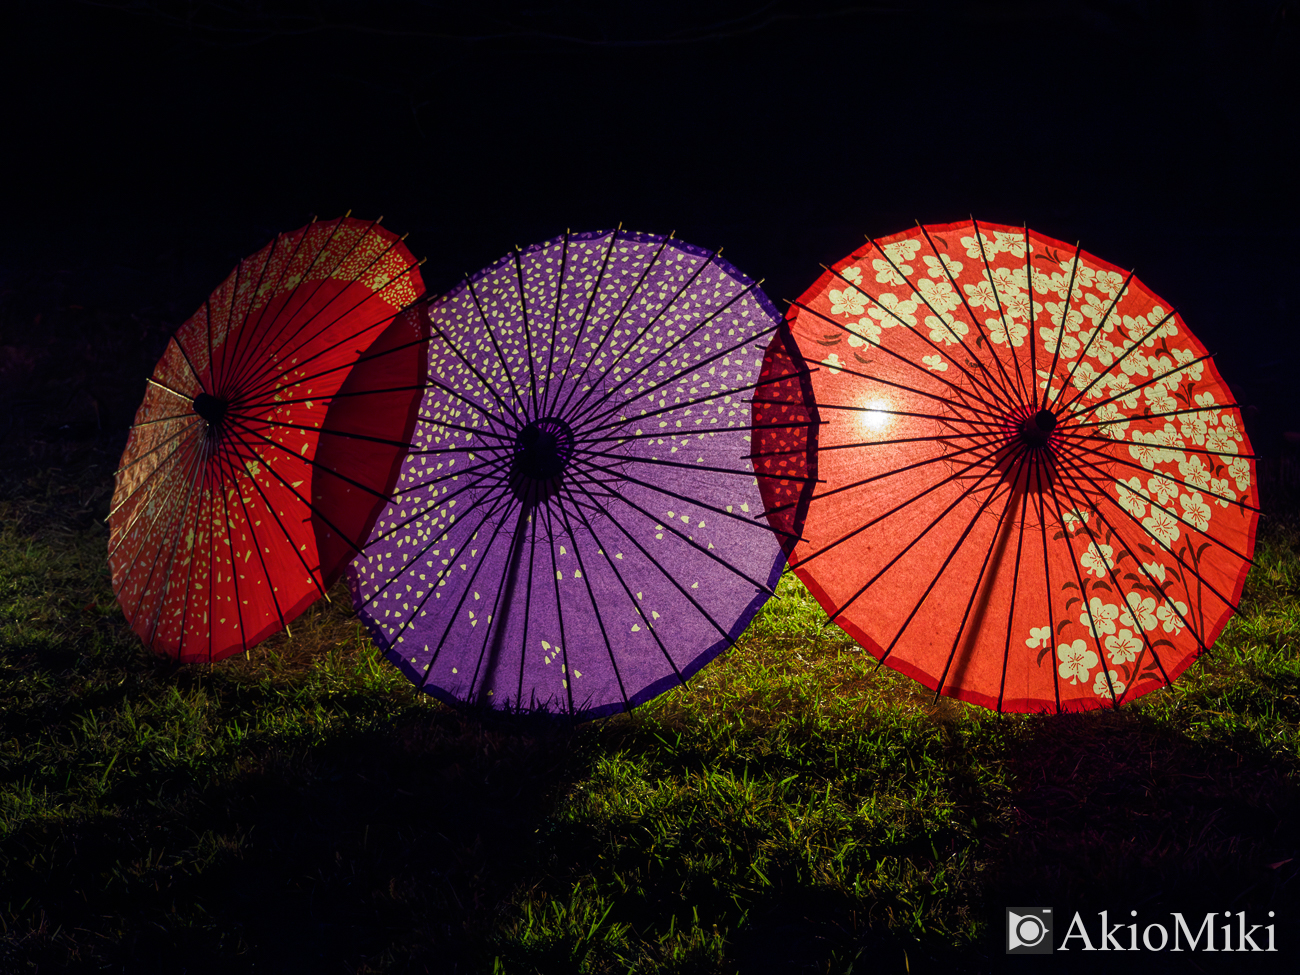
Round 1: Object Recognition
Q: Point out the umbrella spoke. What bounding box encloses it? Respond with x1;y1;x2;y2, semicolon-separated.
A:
1054;308;1181;418
465;272;532;420
549;227;623;421
539;501;579;715
995;466;1033;713
144;430;212;648
952;219;1029;407
1030;453;1064;713
511;247;541;418
539;230;572;420
1048;269;1136;413
376;453;515;541
1038;241;1084;414
790;353;1004;423
108;424;205;554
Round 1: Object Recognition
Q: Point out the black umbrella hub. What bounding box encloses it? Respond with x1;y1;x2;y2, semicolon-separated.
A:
1019;408;1057;449
512;417;575;503
192;392;228;426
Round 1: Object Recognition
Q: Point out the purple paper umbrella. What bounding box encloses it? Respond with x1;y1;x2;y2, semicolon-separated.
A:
346;229;812;717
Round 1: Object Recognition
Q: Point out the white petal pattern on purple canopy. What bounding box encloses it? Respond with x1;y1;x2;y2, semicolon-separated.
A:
346;229;804;717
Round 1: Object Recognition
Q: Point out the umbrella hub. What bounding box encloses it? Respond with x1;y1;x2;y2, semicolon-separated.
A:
1019;408;1057;449
512;417;575;503
192;392;228;427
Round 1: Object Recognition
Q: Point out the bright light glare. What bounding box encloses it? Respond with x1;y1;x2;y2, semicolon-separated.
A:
861;399;891;433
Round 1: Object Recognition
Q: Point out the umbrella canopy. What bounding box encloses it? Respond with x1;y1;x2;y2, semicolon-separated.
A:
754;219;1258;712
109;216;426;661
348;228;807;718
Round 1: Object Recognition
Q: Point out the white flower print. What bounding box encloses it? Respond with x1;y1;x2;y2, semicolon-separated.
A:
829;288;867;317
1129;432;1162;471
1178;455;1211;490
1063;508;1090;533
1094;403;1128;440
1025;625;1052;649
1094;269;1127;298
1122;313;1157;348
872;258;909;286
1082;292;1119;331
1081;542;1116;578
988;265;1028;298
1152;423;1187;463
1045;300;1083;331
916;277;962;313
922;254;963;279
1061;259;1096;291
840;266;863;285
1146;474;1178;507
846;317;882;348
1002;291;1034;321
1070;359;1101;394
1141;561;1166;584
960;233;993;259
1090;335;1122;368
986;316;1028;347
1058;639;1098;685
963;278;999;310
1205;425;1239;456
1229;456;1251;491
991;230;1028;258
1116;477;1148;517
922;354;948;372
868;292;919;327
1157;599;1189;634
1179;407;1211;446
1093;669;1126;700
926;313;967;346
1172;346;1202;381
882;239;921;263
1218;413;1244;443
1105;372;1141;409
1105;629;1143;666
1142;507;1181;549
1208;476;1236;507
1179;490;1211;531
1036;368;1062;401
1148;354;1180;392
1148;305;1179;340
1121;592;1158;632
1080;597;1120;637
1144;383;1177;419
1040;324;1081;359
1118;347;1151;379
821;352;844;375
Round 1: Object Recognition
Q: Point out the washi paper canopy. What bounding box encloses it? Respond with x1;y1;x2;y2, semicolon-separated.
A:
753;219;1257;712
348;228;816;718
109;216;427;661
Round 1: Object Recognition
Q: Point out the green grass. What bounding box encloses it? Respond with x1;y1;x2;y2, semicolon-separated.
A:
1;460;1298;973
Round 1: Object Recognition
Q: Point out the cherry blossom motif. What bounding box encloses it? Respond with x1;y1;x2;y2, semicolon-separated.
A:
921;354;948;372
1179;407;1211;446
991;230;1028;258
1060;259;1096;292
986;265;1028;297
1151;423;1187;464
1141;561;1166;584
1025;625;1052;649
1180;490;1211;531
922;254;963;279
882;239;921;263
1157;599;1189;634
1142;507;1181;549
1045;300;1084;332
1002;291;1034;320
916;278;962;313
1062;508;1090;533
1121;592;1158;632
1082;292;1119;331
841;266;863;285
1116;477;1148;517
1178;455;1211;490
872;258;909;286
1094;268;1127;298
1093;669;1126;700
1149;354;1181;392
1104;372;1142;409
1229;456;1251;492
1144;383;1177;418
1129;433;1162;471
821;352;844;375
985;316;1028;347
925;313;968;346
1118;347;1151;378
1105;629;1142;665
963;278;999;310
1208;477;1236;507
1080;597;1120;637
1206;425;1240;456
867;292;920;328
1080;541;1116;578
1219;412;1244;444
829;288;868;317
1058;640;1098;685
1036;368;1062;401
1149;305;1180;341
1172;347;1202;382
960;232;993;259
1039;324;1081;359
1094;402;1129;439
1070;359;1100;392
1146;474;1178;507
847;318;882;348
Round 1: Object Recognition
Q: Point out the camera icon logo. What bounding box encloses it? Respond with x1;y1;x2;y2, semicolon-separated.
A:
1006;907;1053;954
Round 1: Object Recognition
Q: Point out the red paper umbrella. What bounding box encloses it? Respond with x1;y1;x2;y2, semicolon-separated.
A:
108;216;426;662
754;219;1258;712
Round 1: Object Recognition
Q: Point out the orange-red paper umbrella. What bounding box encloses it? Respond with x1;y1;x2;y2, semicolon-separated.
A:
108;216;426;662
753;219;1258;712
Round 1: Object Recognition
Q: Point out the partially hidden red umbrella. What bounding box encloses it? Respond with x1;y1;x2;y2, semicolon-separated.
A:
109;215;426;661
753;219;1258;712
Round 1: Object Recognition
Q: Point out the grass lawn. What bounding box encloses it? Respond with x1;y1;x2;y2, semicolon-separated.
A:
1;302;1298;973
